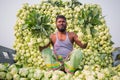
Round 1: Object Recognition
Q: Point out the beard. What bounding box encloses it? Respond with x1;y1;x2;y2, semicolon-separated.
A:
57;27;66;32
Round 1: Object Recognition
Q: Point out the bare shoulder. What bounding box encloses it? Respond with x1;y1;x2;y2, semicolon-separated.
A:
50;33;56;44
68;32;77;43
68;32;77;37
50;33;56;39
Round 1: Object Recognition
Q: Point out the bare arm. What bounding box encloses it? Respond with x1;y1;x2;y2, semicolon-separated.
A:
73;33;87;49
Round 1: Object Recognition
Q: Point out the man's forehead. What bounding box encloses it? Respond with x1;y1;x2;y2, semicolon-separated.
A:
57;18;66;21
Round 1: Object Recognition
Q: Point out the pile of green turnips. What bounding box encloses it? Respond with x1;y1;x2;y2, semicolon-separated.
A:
0;0;120;79
0;63;120;80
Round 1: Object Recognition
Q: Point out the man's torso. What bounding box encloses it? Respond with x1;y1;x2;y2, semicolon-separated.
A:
51;32;74;58
50;32;75;46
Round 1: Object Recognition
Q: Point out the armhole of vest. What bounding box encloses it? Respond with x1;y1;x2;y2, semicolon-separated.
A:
56;32;58;40
67;32;73;45
66;32;69;40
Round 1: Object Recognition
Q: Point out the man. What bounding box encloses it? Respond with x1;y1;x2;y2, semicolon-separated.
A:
39;15;87;74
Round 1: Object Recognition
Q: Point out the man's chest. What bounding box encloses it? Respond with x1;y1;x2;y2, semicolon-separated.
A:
52;34;74;44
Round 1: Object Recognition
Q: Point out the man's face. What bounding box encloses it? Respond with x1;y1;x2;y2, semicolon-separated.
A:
56;18;67;32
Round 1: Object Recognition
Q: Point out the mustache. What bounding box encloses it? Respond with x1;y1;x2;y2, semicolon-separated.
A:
59;24;66;27
59;25;64;27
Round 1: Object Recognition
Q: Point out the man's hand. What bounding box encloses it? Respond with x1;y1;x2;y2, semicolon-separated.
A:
39;46;45;52
82;42;88;49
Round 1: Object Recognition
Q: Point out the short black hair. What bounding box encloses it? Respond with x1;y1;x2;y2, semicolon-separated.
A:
56;15;66;21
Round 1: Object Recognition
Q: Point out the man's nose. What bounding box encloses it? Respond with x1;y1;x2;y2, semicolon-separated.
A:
60;22;64;24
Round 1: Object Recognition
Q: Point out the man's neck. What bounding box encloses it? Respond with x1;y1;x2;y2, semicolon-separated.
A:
58;31;66;35
57;31;67;41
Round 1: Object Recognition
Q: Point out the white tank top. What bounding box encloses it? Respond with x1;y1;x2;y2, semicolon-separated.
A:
53;32;73;58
